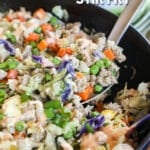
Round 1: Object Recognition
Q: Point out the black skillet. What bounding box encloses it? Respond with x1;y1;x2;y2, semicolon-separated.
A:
0;0;150;149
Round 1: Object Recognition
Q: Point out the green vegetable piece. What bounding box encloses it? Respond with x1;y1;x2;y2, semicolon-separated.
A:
0;89;6;98
32;48;40;55
29;41;37;48
0;113;5;120
103;58;111;68
44;108;55;119
94;84;103;93
0;89;6;104
85;123;94;133
103;122;110;127
112;70;117;77
8;60;19;69
95;60;104;68
52;57;61;65
0;62;7;69
45;72;52;81
15;121;25;132
34;27;42;34
21;94;31;102
0;98;4;104
44;100;61;109
91;111;100;117
90;65;100;75
5;32;16;43
50;17;58;26
64;130;73;139
76;54;83;60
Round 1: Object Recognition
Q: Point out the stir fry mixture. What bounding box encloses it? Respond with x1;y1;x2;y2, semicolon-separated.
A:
2;5;149;150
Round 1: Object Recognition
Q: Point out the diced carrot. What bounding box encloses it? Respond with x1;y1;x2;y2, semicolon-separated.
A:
76;72;84;79
14;132;26;139
48;43;59;53
77;85;93;101
37;39;48;51
17;16;26;22
25;33;40;42
103;49;115;61
57;48;73;57
66;48;73;55
7;69;18;79
5;16;12;22
41;24;53;33
33;8;46;19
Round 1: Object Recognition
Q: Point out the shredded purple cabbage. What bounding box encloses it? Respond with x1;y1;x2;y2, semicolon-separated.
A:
32;56;42;63
58;60;75;77
61;84;71;102
93;50;103;59
78;115;105;137
0;39;15;55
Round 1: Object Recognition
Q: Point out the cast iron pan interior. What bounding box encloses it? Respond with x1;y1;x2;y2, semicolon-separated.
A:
0;0;150;148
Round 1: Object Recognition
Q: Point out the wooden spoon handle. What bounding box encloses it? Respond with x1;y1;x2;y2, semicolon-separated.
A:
108;0;144;44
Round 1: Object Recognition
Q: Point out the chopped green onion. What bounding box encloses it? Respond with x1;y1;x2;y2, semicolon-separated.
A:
44;108;55;119
45;72;52;81
0;59;18;70
112;70;117;77
76;54;83;60
32;48;40;55
90;65;100;75
15;121;25;132
8;60;19;69
44;100;61;109
0;89;6;103
0;89;6;98
0;62;7;69
52;57;61;65
0;113;5;120
103;58;111;68
94;84;103;93
91;111;100;117
85;123;94;133
64;130;73;139
0;98;4;104
95;60;104;68
50;17;58;26
21;93;31;102
29;41;37;48
5;32;16;43
34;27;42;34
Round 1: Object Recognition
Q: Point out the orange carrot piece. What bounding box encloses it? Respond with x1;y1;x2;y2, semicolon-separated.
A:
14;132;26;139
37;39;48;51
33;8;46;19
77;85;93;101
17;16;26;22
76;72;84;79
57;48;73;57
41;24;53;32
48;43;59;53
7;69;18;79
25;33;40;42
66;48;73;55
103;49;115;61
5;16;12;22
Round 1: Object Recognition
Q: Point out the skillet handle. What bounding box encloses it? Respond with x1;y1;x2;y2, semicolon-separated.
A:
108;0;144;44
